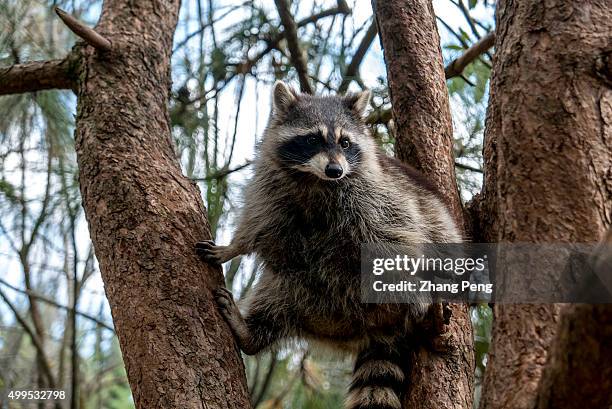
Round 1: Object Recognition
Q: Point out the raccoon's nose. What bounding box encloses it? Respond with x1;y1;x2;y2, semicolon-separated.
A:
325;163;343;179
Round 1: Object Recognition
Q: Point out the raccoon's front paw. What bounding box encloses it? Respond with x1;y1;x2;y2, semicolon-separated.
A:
195;240;228;265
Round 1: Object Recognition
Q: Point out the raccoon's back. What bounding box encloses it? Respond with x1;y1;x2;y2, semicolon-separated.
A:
377;154;462;243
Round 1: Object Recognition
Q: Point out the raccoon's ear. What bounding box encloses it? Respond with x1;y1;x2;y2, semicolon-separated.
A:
344;90;371;117
272;81;298;116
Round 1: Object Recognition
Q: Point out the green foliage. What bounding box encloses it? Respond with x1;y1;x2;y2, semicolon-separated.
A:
444;22;493;199
211;47;229;82
0;178;18;205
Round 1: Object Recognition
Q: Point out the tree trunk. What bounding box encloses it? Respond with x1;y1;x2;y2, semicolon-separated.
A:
373;1;474;408
534;303;612;409
475;1;612;408
373;0;463;224
532;232;612;409
72;1;251;407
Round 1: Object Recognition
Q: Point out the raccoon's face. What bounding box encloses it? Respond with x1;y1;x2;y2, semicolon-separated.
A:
264;81;373;181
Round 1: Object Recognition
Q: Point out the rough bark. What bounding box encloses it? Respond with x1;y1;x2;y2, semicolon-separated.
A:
475;1;612;408
532;231;612;409
373;1;474;408
534;303;612;409
477;305;561;409
373;0;463;225
0;58;75;95
71;1;251;407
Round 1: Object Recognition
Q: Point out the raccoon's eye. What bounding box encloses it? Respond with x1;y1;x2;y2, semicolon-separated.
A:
340;137;351;150
306;135;319;145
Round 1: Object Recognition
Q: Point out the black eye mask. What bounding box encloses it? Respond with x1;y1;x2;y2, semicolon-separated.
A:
277;132;324;165
276;131;363;167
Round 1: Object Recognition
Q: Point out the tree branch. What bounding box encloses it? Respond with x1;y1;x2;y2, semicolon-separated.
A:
54;7;112;51
192;161;252;182
0;58;75;95
364;31;495;125
455;161;483;173
436;16;470;48
0;287;57;388
0;277;114;332
251;354;278;407
172;4;244;53
373;1;474;408
295;0;351;27
269;1;351;56
273;0;314;94
453;0;482;39
338;19;378;94
365;107;393;125
437;16;492;70
445;32;495;79
187;2;351;104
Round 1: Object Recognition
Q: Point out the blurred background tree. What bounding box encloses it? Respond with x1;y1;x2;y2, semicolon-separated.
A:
0;0;494;407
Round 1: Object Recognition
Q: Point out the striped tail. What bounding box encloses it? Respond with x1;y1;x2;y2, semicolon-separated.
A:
346;342;408;409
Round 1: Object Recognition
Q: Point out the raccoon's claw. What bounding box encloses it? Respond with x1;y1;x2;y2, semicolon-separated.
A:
214;288;241;326
214;287;234;308
214;287;263;356
195;240;222;264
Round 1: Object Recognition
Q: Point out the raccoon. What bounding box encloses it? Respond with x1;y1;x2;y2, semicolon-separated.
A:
196;82;461;409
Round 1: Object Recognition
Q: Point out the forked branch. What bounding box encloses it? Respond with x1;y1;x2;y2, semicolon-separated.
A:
0;7;113;96
339;20;378;94
296;0;351;27
54;7;111;51
274;0;314;94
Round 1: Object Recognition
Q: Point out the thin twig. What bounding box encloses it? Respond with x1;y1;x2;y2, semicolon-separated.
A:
0;287;57;388
225;76;246;167
185;4;350;105
338;19;378;94
251;354;279;406
455;161;483;173
274;0;314;94
192;161;252;182
54;7;111;51
453;0;482;40
0;278;114;331
296;0;351;26
437;16;470;48
172;4;243;53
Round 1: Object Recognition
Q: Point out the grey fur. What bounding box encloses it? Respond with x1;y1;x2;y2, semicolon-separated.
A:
198;82;462;408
